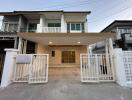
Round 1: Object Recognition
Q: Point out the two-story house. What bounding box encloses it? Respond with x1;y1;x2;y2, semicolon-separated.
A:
0;24;17;80
101;20;132;50
0;11;114;83
92;20;132;53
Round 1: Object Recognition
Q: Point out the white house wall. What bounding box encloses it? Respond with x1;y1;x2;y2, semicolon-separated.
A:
64;13;87;22
35;44;87;67
37;13;88;32
64;13;88;32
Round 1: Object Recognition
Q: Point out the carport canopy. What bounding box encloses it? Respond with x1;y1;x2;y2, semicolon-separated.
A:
18;32;115;45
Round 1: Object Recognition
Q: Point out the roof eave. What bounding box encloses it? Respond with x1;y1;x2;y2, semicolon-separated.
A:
101;20;132;32
0;10;91;16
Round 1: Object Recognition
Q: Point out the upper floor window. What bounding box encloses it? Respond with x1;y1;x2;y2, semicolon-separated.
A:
28;24;37;32
48;23;61;27
4;22;18;32
67;23;84;33
117;28;132;35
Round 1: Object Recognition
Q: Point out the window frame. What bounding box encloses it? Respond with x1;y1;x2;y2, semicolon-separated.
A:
4;22;18;32
61;51;75;63
28;23;37;32
67;23;84;33
51;51;55;57
48;23;61;27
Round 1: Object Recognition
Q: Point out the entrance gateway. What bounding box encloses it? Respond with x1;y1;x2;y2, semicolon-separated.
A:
13;53;115;84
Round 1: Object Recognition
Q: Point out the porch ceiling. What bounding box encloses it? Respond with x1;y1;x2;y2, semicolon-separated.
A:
18;32;115;45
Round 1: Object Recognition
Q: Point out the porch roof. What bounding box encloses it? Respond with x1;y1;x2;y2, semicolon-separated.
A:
18;32;115;45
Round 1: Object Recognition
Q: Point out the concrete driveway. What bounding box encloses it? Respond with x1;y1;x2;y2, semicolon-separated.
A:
0;81;132;100
0;67;132;100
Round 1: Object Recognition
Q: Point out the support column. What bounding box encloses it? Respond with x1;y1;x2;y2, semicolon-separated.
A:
87;45;92;54
61;13;66;32
1;18;5;31
105;38;114;54
84;19;88;32
18;38;22;54
23;40;27;54
114;48;127;86
37;15;45;32
87;45;89;54
40;15;44;26
109;38;114;54
1;49;18;88
14;37;18;49
105;39;109;55
26;22;29;32
17;16;22;32
116;27;121;40
108;38;115;80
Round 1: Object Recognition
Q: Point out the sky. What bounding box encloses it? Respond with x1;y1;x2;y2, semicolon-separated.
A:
0;0;132;32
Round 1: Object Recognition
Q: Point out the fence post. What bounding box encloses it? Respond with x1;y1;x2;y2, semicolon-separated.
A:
95;54;99;82
1;49;18;88
80;54;83;82
113;48;127;86
46;54;49;82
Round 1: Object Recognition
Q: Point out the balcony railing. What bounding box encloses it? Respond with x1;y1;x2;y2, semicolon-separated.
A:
20;27;61;33
118;29;132;34
0;30;17;36
20;28;37;32
42;27;61;33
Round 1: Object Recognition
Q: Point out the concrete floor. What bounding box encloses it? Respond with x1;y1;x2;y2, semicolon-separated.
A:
49;67;80;81
0;67;132;100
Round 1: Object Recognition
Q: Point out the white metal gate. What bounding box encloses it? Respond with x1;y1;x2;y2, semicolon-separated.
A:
29;54;48;83
13;54;49;84
80;54;115;82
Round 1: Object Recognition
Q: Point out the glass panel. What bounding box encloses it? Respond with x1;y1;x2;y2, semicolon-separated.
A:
67;23;70;32
8;24;14;32
13;24;18;32
55;23;61;27
81;23;84;32
71;24;75;30
4;23;18;32
48;23;54;27
28;24;37;32
4;23;8;31
76;24;80;30
48;23;61;27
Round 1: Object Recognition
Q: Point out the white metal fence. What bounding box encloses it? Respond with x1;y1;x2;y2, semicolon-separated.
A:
80;54;115;82
13;54;49;84
123;51;132;83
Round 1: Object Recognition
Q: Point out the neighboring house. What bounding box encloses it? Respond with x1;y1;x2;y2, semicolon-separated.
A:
0;11;115;85
0;30;17;81
92;20;132;53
